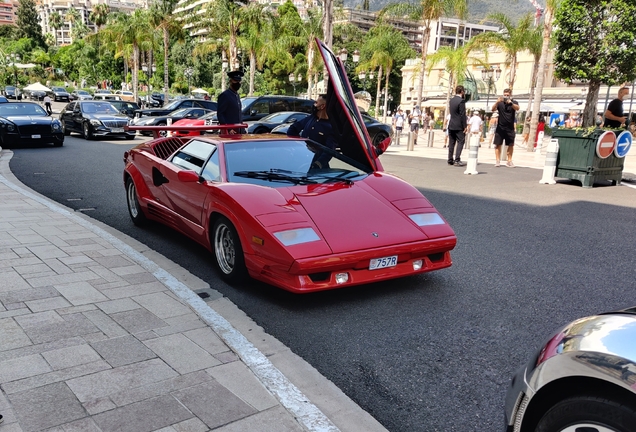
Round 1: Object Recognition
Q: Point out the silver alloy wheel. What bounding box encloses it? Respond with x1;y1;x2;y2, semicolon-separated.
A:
559;425;618;432
127;181;139;219
83;122;90;138
214;222;235;275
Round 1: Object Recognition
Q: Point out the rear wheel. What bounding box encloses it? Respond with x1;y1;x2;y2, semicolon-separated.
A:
373;132;389;147
212;216;246;283
125;178;147;226
83;122;93;140
157;122;167;137
253;127;267;134
536;395;636;432
125;134;135;140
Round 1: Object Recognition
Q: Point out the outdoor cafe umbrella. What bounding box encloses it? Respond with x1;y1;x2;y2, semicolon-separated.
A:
191;88;209;95
23;82;52;92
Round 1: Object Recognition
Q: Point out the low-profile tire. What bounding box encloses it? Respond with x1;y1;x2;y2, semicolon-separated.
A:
157;122;167;137
62;121;70;136
373;132;389;147
125;178;148;226
253;127;267;134
212;216;246;283
536;395;636;432
125;134;135;140
83;122;93;140
53;139;63;147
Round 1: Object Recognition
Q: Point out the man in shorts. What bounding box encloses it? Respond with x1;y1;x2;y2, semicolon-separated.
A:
491;88;520;167
409;105;421;145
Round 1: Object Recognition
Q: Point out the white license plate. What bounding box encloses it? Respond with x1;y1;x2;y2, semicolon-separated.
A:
31;134;41;139
369;255;398;270
204;119;215;126
111;128;124;133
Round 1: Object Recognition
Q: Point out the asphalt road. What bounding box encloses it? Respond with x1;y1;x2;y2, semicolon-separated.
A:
8;135;636;431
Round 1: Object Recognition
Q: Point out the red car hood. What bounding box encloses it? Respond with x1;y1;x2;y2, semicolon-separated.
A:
172;118;204;127
292;183;427;253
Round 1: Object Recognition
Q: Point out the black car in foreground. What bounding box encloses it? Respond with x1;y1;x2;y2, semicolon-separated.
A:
59;101;134;140
0;102;64;147
134;99;217;118
246;111;309;134
271;112;391;146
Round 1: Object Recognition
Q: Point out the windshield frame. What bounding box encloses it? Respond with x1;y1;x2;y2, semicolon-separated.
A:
0;102;48;117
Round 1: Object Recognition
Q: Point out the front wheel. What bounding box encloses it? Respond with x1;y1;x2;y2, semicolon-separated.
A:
125;134;135;140
536;395;636;432
62;120;70;136
126;178;147;226
373;132;389;147
212;216;246;283
83;122;93;140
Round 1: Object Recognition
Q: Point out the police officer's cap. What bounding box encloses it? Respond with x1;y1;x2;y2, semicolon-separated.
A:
227;70;244;81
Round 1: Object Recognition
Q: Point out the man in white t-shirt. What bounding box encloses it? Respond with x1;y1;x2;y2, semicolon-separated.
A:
392;109;406;145
468;111;483;147
409;105;421;145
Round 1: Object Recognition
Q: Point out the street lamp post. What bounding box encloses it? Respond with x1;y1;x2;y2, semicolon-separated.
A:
358;70;374;92
481;66;502;112
289;73;302;96
184;67;193;97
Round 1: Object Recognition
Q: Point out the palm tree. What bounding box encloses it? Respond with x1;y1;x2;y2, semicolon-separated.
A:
380;0;468;109
237;3;271;95
362;24;414;119
471;13;535;92
49;12;63;47
521;24;543;140
425;40;486;113
65;7;82;43
528;0;560;151
150;0;182;101
89;3;110;32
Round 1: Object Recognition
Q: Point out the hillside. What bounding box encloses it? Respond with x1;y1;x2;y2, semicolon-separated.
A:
344;0;540;24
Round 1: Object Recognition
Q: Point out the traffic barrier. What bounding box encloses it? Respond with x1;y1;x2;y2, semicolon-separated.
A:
539;138;559;184
464;133;479;175
427;130;434;147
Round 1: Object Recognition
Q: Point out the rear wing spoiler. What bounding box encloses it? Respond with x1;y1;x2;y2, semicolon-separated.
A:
125;124;248;139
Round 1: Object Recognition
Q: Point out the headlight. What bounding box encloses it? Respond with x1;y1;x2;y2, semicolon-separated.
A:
51;120;62;130
90;119;102;126
409;213;445;227
273;228;320;246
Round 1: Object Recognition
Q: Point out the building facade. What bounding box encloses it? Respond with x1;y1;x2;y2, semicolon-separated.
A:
0;0;17;26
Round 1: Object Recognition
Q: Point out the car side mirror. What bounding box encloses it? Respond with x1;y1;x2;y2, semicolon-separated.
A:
290;118;297;123
250;109;257;116
373;136;392;158
177;170;201;183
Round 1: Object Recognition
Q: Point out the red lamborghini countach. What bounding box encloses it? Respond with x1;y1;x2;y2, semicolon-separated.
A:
123;39;456;293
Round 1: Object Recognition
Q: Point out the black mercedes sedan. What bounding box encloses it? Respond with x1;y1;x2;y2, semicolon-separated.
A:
59;101;135;140
246;111;309;134
130;107;212;136
50;86;71;102
134;98;217;118
0;102;64;148
3;86;20;99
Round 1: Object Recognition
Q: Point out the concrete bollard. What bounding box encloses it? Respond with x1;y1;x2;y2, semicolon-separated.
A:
407;131;415;151
539;138;559;184
464;133;480;175
427;130;434;147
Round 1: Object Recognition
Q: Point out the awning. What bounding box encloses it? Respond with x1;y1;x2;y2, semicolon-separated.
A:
23;82;52;92
191;88;209;94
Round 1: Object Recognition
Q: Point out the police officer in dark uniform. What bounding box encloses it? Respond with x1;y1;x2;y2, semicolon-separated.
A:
217;70;244;133
287;94;338;169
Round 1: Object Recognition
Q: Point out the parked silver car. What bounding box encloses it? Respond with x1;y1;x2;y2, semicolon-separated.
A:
504;307;636;432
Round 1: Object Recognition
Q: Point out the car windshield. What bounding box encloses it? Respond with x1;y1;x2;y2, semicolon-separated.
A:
52;87;65;92
170;108;190;117
163;100;182;111
200;111;217;120
0;103;47;117
241;97;258;110
77;90;90;95
261;112;294;123
225;140;368;187
81;102;120;114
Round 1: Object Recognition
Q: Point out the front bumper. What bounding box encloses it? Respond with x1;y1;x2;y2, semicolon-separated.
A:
248;237;456;293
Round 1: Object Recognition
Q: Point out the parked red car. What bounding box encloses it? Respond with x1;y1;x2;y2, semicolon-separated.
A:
123;39;457;293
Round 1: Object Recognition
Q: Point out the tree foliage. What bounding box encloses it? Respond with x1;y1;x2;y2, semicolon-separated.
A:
16;0;45;48
554;0;636;126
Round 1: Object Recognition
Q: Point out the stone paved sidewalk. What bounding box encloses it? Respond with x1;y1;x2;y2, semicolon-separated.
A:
0;149;386;432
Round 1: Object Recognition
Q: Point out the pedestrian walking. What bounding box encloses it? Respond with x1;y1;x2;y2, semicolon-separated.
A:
217;70;244;134
604;87;629;128
43;94;52;115
409;105;421;145
491;88;520;167
392;109;405;145
442;113;450;148
447;85;467;166
468;110;483;145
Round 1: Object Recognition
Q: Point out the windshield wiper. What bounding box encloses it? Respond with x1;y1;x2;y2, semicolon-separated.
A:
234;169;318;185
